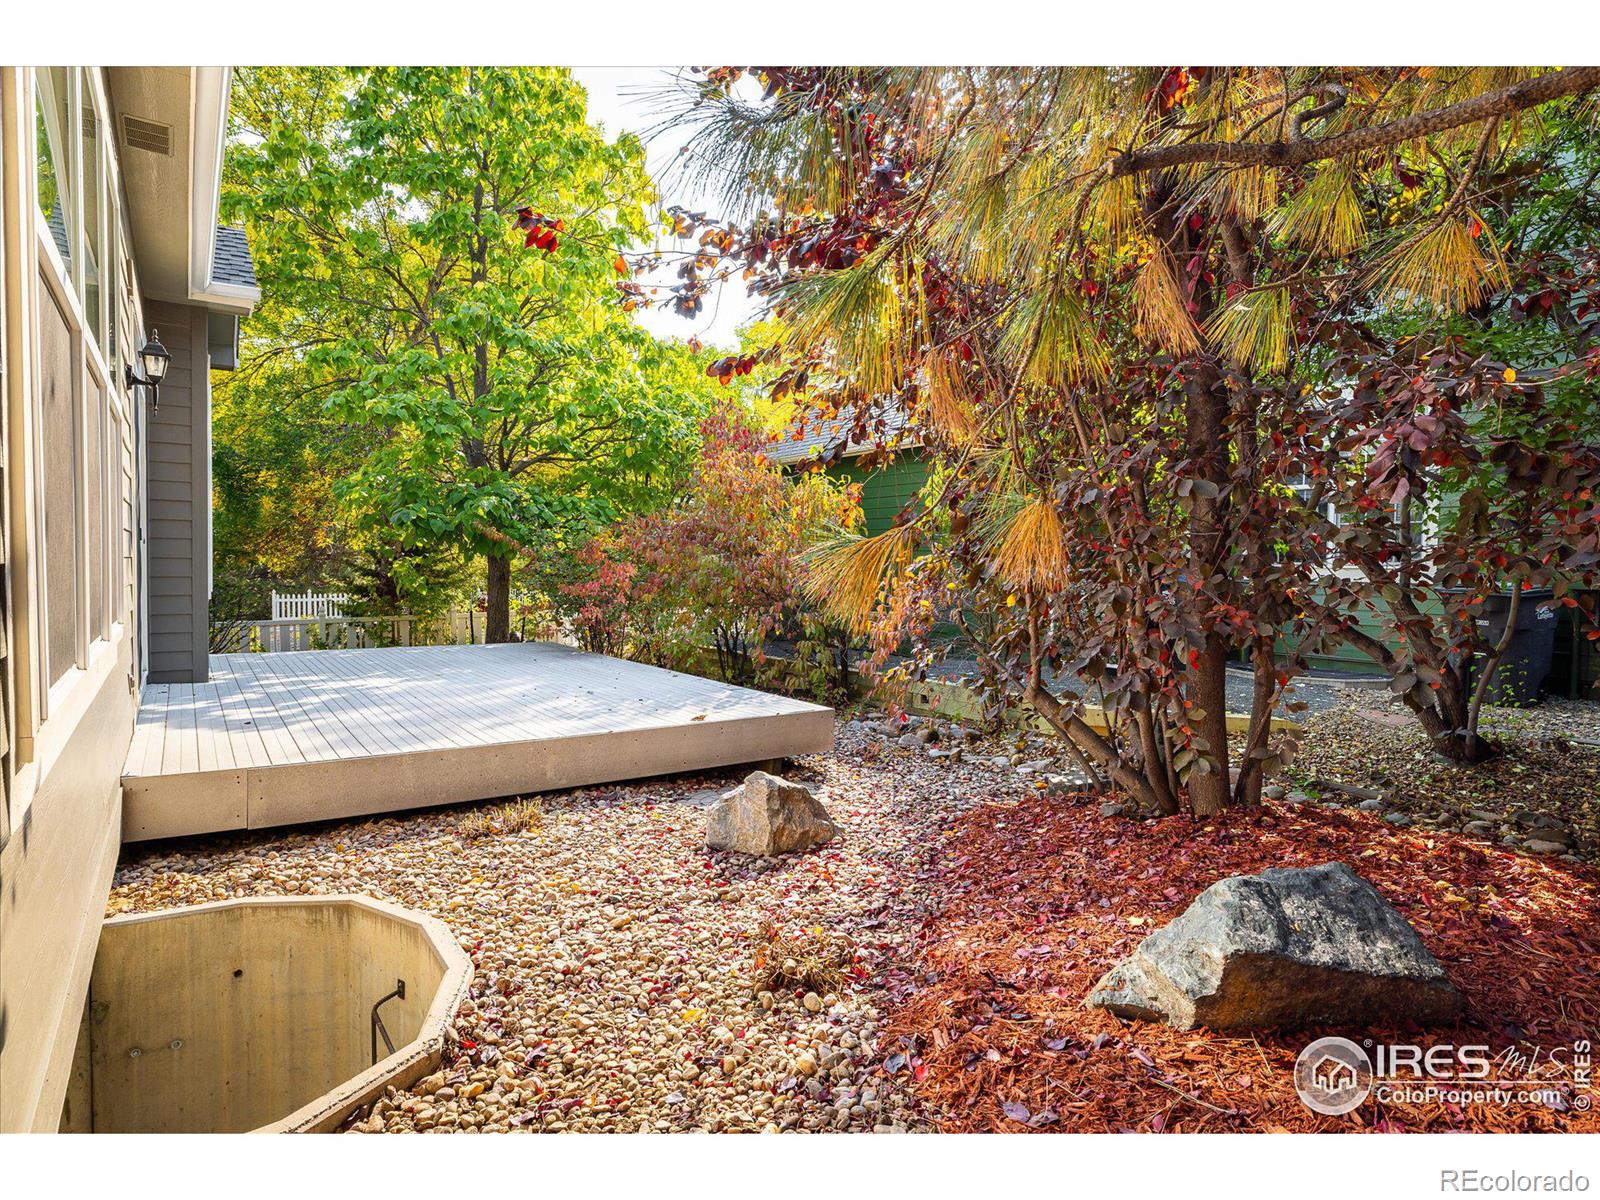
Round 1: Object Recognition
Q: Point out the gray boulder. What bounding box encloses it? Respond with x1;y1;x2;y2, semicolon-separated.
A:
706;772;839;856
1085;862;1462;1031
1523;839;1567;855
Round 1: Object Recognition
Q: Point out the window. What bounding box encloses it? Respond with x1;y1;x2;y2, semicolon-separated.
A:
1288;473;1338;525
34;70;73;274
81;70;106;354
109;222;125;365
39;280;79;685
121;411;137;622
27;68;139;709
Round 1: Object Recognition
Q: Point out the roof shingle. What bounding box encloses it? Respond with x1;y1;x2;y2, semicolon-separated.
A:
764;402;918;466
211;225;258;289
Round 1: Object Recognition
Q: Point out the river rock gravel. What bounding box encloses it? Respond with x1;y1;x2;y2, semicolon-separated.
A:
1287;706;1600;861
106;720;1027;1134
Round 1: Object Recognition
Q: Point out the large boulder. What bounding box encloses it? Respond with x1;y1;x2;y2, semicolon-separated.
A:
1085;862;1462;1031
706;771;839;856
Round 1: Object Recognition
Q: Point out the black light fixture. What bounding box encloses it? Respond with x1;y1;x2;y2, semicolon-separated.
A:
126;329;171;409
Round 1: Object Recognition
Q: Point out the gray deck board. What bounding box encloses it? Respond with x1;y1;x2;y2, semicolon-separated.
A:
120;641;834;842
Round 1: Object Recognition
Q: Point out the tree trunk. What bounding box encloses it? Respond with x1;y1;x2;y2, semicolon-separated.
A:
1230;637;1277;806
1426;675;1503;764
485;552;512;643
1136;707;1180;814
1026;685;1165;814
1430;729;1500;765
1188;641;1233;816
1183;368;1235;819
1464;590;1522;759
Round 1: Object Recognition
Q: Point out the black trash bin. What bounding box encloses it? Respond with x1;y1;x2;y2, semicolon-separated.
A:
1474;588;1559;706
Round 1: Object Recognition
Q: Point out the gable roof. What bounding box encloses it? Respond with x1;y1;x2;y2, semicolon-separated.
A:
764;403;919;466
211;226;257;289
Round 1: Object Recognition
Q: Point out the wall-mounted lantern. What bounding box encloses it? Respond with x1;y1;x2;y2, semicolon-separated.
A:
125;329;171;410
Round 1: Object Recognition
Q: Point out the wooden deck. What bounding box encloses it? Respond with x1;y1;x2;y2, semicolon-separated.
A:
121;642;834;842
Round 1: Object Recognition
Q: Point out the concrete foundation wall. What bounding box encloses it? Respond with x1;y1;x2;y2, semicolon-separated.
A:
76;896;470;1133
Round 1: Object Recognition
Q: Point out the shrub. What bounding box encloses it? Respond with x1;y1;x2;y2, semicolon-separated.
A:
555;410;863;696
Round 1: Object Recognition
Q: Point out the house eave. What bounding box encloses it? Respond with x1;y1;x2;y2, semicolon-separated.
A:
184;68;250;311
108;66;255;316
766;439;924;468
189;280;260;315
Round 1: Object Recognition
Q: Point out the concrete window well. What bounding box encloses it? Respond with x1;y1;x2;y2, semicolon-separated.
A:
61;896;473;1133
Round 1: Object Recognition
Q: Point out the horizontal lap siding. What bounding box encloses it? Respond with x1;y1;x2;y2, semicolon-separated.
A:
831;456;930;537
142;302;210;683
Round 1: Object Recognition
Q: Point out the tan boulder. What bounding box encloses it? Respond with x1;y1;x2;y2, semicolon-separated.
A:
706;771;838;856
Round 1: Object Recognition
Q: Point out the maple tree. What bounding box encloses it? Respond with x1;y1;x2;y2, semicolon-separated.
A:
640;67;1600;812
225;67;715;641
639;411;860;682
544;534;668;662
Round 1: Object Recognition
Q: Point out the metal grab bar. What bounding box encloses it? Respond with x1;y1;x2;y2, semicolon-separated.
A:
371;979;406;1065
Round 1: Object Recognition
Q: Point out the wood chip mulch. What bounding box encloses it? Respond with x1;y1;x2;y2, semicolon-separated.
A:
881;794;1600;1133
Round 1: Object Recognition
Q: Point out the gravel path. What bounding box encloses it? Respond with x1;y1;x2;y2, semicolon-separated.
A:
1222;669;1382;717
108;727;1035;1134
1288;706;1600;859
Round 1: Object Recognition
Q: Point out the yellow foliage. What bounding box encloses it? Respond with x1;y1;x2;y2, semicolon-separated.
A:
924;350;978;439
1002;274;1108;387
1205;164;1280;222
1133;247;1201;355
1376;211;1508;314
990;498;1070;593
1207;286;1294;375
1271;164;1366;258
800;524;918;635
1086;172;1138;242
786;246;906;401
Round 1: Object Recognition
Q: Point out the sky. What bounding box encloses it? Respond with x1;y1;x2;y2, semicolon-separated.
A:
571;67;759;349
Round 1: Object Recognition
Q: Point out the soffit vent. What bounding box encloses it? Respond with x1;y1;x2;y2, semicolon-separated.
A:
120;114;173;156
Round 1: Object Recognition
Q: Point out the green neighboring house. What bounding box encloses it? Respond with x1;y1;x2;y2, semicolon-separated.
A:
764;404;928;536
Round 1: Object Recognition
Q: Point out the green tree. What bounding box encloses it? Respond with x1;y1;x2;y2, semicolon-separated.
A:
214;68;372;619
227;67;712;641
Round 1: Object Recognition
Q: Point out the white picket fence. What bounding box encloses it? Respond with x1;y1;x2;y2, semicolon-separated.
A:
270;589;351;620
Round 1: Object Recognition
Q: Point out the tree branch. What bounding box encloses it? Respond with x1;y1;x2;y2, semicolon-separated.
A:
1107;67;1600;179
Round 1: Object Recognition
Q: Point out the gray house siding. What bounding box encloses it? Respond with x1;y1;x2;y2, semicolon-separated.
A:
142;300;211;683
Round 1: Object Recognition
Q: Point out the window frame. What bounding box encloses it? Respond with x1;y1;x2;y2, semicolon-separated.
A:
33;226;87;711
79;67;109;361
86;355;112;646
14;67;137;761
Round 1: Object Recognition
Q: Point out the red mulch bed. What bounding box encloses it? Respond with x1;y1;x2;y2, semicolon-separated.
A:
881;794;1600;1133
